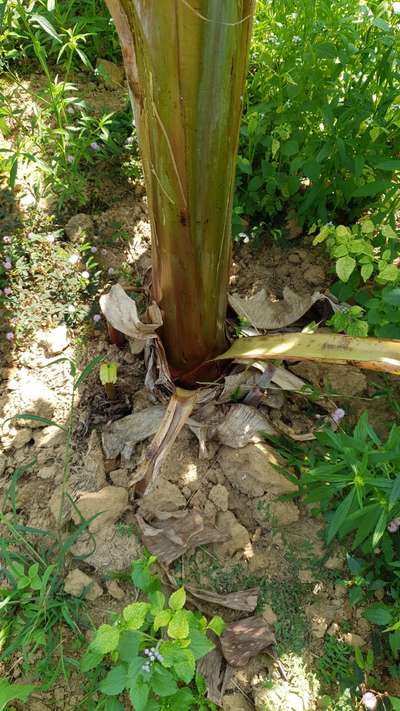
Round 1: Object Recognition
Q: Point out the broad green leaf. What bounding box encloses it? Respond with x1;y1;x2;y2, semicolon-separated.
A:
169;587;186;611
336;255;356;283
207;616;225;636
360;220;375;234
383;288;400;306
389;698;400;711
132;558;159;593
173;648;196;683
150;667;177;697
91;624;120;654
123;602;150;630
188;628;215;660
118;631;140;662
148;590;165;613
153;609;172;632
364;604;393;626
168;609;189;639
361;263;374;282
378;264;398;282
80;649;104;672
166;688;195;710
353;180;390;197
327;489;355;543
128;675;149;711
99;665;127;696
381;224;397;239
390;475;400;507
104;699;125;711
335;225;351;239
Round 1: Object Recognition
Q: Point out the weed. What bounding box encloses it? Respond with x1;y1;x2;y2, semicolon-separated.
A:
236;0;400;231
80;556;221;710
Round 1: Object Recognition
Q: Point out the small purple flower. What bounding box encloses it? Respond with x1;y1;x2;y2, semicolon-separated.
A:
3;261;11;270
3;236;11;244
388;519;400;533
90;246;97;253
332;408;345;423
81;270;90;279
101;248;108;256
362;691;378;710
6;331;14;341
93;314;101;322
90;142;100;151
66;155;74;163
3;287;12;296
108;267;114;275
67;106;74;114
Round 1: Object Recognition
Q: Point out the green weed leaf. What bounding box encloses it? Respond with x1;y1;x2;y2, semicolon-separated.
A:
327;489;355;543
167;609;189;639
336;255;356;283
91;624;120;654
123;602;149;630
99;665;127;696
118;631;140;662
364;604;393;626
150;667;177;697
169;587;186;611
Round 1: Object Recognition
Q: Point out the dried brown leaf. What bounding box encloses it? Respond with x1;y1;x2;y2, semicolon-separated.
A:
186;585;259;612
216;404;276;447
136;510;227;564
99;284;162;340
220;615;276;667
228;287;322;330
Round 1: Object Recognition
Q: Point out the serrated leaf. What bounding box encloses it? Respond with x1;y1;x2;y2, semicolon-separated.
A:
383;288;400;306
80;649;104;672
378;264;398;282
153;609;172;632
128;675;149;711
207;615;225;636
188;628;215;660
361;263;374;282
169;587;186;611
91;625;120;654
361;220;375;234
123;602;150;630
99;665;127;696
173;648;195;683
168;609;189;639
150;667;177;697
336;255;356;283
118;631;140;662
148;590;165;613
381;224;397;239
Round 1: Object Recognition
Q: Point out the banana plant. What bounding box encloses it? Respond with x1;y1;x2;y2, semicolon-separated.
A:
104;0;400;387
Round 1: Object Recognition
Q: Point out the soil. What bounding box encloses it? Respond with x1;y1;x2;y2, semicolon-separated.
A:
0;68;398;711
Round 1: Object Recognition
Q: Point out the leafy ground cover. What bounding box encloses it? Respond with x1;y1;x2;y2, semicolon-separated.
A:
0;1;400;710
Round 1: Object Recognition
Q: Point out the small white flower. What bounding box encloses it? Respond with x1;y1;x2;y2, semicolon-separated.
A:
81;270;90;279
108;267;114;275
47;234;55;243
68;254;80;265
67;304;76;313
93;314;101;322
